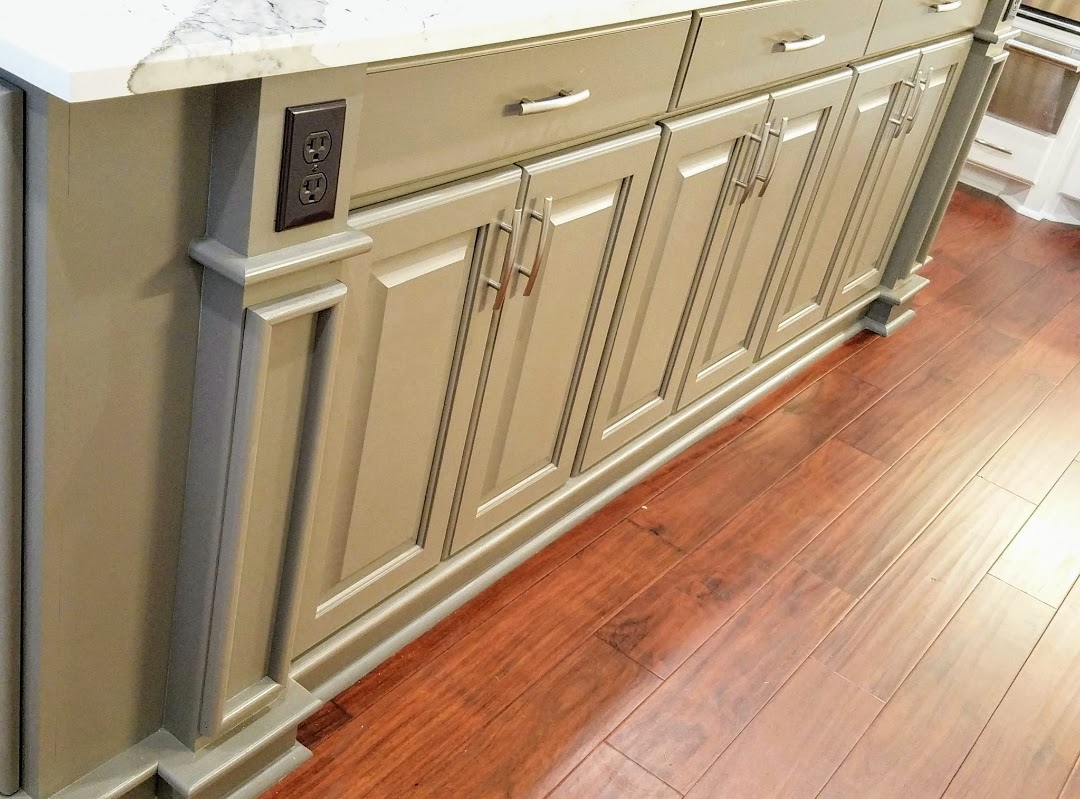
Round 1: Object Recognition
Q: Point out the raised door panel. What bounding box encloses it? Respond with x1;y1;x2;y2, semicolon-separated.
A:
829;36;970;313
677;71;854;410
760;51;922;356
451;128;661;553
294;169;521;653
578;95;770;471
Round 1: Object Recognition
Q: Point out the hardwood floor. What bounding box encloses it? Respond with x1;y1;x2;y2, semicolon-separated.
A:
265;185;1080;799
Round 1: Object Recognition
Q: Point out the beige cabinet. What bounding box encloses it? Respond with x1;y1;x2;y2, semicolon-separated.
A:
759;49;925;355
676;69;854;410
828;35;971;314
294;169;521;651
577;95;771;470
450;128;661;553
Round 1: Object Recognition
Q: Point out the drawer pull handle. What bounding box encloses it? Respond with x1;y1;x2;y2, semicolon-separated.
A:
519;196;554;297
974;138;1014;155
518;89;591;116
905;68;931;134
733;122;772;204
486;208;523;311
1006;40;1080;73
890;77;919;138
779;33;827;52
757;116;789;196
930;1;963;11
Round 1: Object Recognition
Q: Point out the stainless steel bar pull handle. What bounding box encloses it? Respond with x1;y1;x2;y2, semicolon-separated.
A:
520;197;554;297
485;208;522;311
1006;40;1080;73
518;89;591;116
905;69;931;134
930;1;963;11
890;77;919;139
779;33;827;51
733;123;771;205
757;116;788;196
974;138;1014;155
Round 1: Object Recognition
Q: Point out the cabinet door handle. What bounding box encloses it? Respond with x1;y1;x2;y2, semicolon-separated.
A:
779;33;827;51
733;122;771;205
517;89;591;116
905;68;931;135
974;137;1015;155
519;196;554;297
930;1;963;11
889;76;919;139
757;116;788;196
484;208;522;311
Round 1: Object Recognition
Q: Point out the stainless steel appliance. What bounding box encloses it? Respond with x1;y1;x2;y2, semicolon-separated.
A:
986;3;1080;134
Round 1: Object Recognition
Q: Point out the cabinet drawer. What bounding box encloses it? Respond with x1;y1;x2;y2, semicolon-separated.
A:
676;0;878;109
352;17;690;201
867;0;989;54
968;114;1053;185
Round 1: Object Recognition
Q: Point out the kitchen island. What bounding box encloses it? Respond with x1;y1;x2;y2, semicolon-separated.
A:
0;1;1018;796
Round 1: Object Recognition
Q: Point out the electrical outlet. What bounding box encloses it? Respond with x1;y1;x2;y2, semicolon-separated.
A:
275;99;346;232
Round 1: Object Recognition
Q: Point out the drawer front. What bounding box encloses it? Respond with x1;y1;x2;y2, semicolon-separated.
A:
867;0;989;54
968;114;1054;184
352;17;690;201
677;0;878;109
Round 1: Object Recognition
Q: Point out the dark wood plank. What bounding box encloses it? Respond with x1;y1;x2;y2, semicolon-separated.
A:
943;577;1080;798
269;522;681;799
598;440;885;678
333;415;753;718
683;656;882;799
608;563;855;793
798;358;1054;597
932;186;1036;272
546;744;679;799
838;321;1021;464
819;576;1052;799
912;256;967;308
990;462;1080;608
815;477;1034;699
1005;297;1080;384
987;255;1080;341
296;701;350;751
1005;217;1080;269
981;364;1080;503
630;370;883;552
405;637;659;799
744;331;877;421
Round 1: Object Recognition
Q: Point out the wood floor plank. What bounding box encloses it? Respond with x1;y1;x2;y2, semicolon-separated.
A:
296;701;350;751
819;576;1053;799
683;657;882;799
1005;297;1080;384
607;563;855;793
1005;218;1080;269
837;321;1021;464
546;744;679;799
990;463;1080;608
942;577;1080;798
744;331;877;421
630;370;883;552
932;251;1043;323
987;256;1080;341
404;637;660;799
598;440;885;678
913;257;967;308
267;522;682;799
798;359;1054;597
333;414;754;719
815;477;1035;699
981;365;1080;503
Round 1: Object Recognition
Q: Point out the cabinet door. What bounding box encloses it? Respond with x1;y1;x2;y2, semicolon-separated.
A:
450;128;660;553
294;169;521;652
759;50;922;356
677;70;854;410
829;36;971;313
577;95;770;471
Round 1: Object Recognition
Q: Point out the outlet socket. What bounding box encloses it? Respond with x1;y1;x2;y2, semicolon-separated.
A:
275;99;346;232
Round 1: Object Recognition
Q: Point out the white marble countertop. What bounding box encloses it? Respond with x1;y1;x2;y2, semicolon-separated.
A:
0;0;712;103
